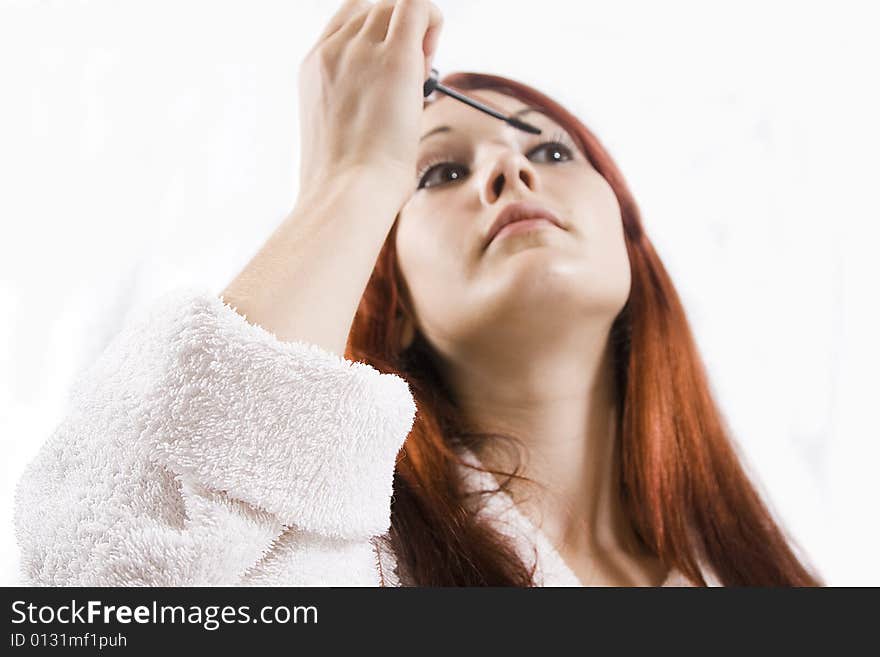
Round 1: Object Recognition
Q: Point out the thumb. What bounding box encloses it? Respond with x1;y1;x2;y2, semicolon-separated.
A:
424;50;435;81
423;19;442;80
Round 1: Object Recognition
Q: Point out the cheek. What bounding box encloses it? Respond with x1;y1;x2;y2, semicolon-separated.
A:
396;207;471;276
593;187;631;299
609;220;632;297
569;174;631;293
397;215;436;275
396;216;451;297
395;212;475;323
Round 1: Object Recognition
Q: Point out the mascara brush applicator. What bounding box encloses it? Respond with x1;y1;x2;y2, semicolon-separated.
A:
422;68;542;135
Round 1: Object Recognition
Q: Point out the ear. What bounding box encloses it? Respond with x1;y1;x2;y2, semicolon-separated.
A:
398;315;416;351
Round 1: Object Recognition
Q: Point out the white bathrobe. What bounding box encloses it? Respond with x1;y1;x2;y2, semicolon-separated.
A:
13;288;718;587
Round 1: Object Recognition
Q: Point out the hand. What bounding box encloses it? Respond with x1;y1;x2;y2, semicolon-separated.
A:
296;0;444;207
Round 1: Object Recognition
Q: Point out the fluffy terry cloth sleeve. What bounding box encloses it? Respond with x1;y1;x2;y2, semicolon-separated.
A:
13;287;417;586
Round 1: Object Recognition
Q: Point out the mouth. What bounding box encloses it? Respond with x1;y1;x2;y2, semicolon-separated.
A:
483;201;567;251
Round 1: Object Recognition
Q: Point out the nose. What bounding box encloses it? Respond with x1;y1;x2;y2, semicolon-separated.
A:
481;149;538;205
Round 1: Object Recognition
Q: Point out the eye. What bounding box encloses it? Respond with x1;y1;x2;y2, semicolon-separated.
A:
527;134;576;164
415;155;466;190
415;130;578;191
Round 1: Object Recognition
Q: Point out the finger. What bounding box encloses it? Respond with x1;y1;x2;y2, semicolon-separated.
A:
317;0;372;43
386;0;441;49
325;3;374;47
421;8;443;78
423;2;443;58
359;0;396;43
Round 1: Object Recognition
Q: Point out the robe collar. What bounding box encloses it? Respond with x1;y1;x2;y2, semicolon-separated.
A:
455;446;720;587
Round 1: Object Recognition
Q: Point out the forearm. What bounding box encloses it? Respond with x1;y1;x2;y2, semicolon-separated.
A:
221;167;405;357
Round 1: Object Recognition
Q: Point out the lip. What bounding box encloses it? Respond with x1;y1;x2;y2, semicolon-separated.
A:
483;201;566;250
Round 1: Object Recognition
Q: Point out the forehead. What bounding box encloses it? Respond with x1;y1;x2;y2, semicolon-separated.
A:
420;89;560;135
422;89;521;120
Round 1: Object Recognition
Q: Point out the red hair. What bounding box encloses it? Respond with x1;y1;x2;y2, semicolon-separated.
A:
346;71;823;586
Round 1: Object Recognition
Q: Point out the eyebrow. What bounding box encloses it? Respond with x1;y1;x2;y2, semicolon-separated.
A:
419;107;547;143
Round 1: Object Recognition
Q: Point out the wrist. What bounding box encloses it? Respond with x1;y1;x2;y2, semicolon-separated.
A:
297;163;413;218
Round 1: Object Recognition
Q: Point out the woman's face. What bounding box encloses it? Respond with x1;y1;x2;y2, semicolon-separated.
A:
394;90;631;358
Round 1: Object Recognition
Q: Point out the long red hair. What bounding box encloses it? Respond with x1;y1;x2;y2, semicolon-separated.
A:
346;71;823;586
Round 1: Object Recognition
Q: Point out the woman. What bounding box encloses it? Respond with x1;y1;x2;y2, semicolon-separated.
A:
13;0;822;586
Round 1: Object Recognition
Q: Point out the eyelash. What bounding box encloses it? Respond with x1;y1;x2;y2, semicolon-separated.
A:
415;130;578;190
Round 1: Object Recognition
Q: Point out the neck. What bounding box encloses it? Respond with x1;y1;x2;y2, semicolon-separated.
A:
440;321;644;560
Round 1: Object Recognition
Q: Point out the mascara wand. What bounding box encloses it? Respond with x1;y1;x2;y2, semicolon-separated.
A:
422;68;542;135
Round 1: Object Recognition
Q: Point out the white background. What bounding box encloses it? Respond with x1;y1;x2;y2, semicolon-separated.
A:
1;0;878;586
